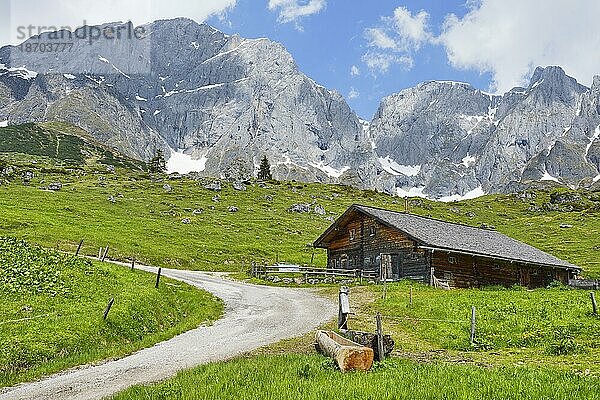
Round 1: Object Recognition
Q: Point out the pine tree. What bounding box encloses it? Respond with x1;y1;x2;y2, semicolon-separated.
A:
257;155;272;181
148;148;166;173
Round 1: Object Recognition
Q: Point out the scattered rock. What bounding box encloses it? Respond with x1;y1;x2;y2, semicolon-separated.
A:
258;182;267;189
308;279;320;285
323;277;334;284
294;277;304;285
192;208;204;215
288;203;311;213
325;216;335;222
272;276;281;283
181;218;191;224
233;182;247;191
314;204;326;215
228;206;239;213
107;195;116;203
450;207;461;214
48;182;62;191
465;212;476;218
22;171;34;181
212;195;220;203
559;224;573;229
264;195;274;202
163;184;172;192
479;223;496;230
528;205;542;212
98;176;106;182
282;278;293;285
550;191;582;204
204;182;222;192
106;165;116;173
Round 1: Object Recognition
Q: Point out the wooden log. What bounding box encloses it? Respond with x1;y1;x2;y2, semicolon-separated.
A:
103;298;115;320
376;313;384;362
315;330;373;372
591;292;598;315
75;239;84;256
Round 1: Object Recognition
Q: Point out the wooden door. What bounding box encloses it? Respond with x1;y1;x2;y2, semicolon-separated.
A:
519;268;531;288
380;254;393;281
391;254;401;280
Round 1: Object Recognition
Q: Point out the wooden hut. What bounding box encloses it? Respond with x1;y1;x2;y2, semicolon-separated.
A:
313;204;580;288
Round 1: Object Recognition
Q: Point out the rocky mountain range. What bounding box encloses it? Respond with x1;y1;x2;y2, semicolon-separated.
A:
0;18;599;199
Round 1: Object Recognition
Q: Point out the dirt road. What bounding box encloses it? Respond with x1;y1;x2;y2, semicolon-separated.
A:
0;265;335;400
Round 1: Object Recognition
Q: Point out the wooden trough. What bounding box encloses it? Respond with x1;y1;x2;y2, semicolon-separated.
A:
315;330;374;372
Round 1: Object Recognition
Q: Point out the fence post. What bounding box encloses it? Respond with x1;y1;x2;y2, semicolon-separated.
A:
310;251;315;267
359;270;363;285
410;286;413;307
103;298;115;320
101;246;109;262
155;267;162;288
470;306;476;345
75;239;84;256
131;257;135;270
376;313;384;362
338;286;350;330
591;292;598;315
98;247;103;259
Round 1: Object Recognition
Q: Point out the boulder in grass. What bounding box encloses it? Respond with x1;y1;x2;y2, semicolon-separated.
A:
163;184;172;192
233;182;247;191
48;182;62;191
204;182;222;192
192;208;204;215
288;203;311;213
181;218;191;224
228;206;239;213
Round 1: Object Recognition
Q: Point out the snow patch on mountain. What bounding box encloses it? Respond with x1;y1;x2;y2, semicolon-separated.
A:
438;186;485;203
378;156;421;176
166;150;208;174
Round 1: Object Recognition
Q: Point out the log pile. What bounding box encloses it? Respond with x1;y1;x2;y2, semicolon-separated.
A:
315;330;374;372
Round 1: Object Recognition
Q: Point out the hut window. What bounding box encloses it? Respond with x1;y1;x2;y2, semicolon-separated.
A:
349;229;356;241
448;256;457;264
369;226;376;236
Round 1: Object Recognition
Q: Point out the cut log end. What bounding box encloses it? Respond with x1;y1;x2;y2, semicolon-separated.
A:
316;330;374;372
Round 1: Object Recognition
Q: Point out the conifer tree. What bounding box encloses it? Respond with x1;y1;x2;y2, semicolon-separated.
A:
257;155;272;181
148;148;166;173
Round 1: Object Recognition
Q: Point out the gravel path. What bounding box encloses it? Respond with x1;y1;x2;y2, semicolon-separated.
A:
0;264;335;400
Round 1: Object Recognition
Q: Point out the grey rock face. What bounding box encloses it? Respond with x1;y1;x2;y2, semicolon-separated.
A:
1;19;599;198
371;66;600;197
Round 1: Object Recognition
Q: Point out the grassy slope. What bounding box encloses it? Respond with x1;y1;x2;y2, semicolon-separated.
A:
0;122;146;170
112;354;600;400
0;166;598;277
0;238;223;388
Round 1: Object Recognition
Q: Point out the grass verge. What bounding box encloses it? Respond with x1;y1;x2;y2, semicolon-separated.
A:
111;354;600;400
0;237;223;388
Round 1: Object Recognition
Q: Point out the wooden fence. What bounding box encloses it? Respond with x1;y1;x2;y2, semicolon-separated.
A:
250;265;379;282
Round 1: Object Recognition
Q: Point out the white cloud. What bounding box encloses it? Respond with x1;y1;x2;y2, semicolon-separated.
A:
348;87;360;99
268;0;326;25
362;6;431;75
3;0;237;44
438;0;600;93
350;65;360;76
362;51;413;75
365;28;397;50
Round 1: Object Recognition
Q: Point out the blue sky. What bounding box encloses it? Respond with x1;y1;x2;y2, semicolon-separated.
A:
3;0;599;120
205;1;494;119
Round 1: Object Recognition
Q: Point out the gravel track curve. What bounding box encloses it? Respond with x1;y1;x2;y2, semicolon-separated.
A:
0;264;335;400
